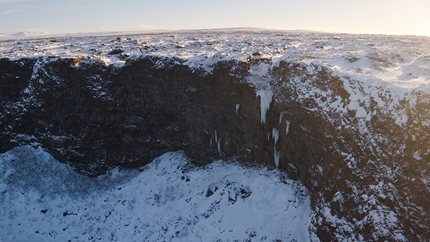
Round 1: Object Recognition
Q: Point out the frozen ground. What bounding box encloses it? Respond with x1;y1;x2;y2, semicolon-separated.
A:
0;146;313;242
1;28;429;90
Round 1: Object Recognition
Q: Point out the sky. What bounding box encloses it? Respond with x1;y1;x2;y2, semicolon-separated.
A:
0;0;429;36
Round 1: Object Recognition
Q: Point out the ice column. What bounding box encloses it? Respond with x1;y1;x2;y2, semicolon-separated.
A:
272;128;279;144
285;121;290;135
256;89;273;123
214;130;221;155
272;128;280;168
274;147;280;169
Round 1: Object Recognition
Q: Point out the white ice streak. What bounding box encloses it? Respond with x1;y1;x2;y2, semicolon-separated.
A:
286;120;291;135
272;128;279;145
256;89;273;123
214;129;221;155
272;128;280;168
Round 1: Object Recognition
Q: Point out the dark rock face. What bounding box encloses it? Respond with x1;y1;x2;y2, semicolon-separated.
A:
1;56;429;241
0;57;273;175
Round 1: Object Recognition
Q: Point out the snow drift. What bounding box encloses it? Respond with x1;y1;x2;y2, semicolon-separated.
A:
0;146;312;242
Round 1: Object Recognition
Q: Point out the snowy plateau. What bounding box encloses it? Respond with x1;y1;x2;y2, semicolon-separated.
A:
1;29;430;241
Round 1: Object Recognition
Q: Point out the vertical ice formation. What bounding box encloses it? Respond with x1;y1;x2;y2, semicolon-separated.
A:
272;128;279;144
274;147;280;169
256;89;273;123
272;128;280;168
236;103;240;114
286;121;290;135
279;113;284;125
214;130;221;155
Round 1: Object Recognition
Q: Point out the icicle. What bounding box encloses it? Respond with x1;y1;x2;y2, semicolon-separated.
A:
256;89;273;123
214;130;221;155
279;113;284;125
272;128;280;168
286;121;290;135
272;128;279;145
274;147;280;169
236;103;240;114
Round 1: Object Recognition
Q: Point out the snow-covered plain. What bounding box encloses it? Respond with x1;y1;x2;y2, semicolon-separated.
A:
1;28;429;90
0;146;313;242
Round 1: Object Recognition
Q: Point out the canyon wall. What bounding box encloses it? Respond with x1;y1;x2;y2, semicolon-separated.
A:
1;56;429;241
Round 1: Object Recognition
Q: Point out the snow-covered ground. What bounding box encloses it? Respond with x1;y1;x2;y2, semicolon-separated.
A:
0;146;313;242
1;29;429;90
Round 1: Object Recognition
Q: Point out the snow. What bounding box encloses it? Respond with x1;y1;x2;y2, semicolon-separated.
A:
0;146;313;242
413;150;422;160
1;29;427;92
9;31;49;38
